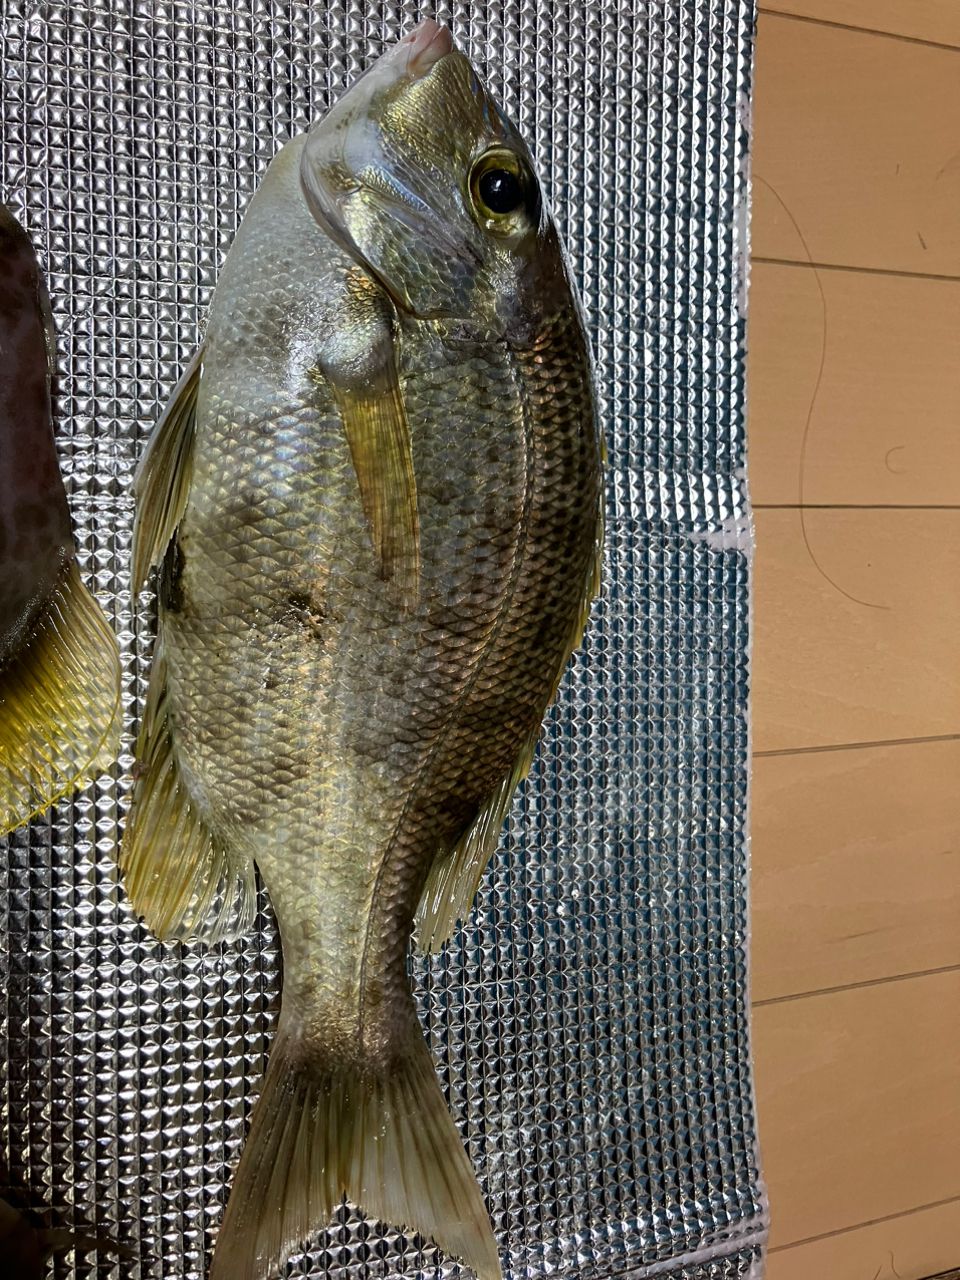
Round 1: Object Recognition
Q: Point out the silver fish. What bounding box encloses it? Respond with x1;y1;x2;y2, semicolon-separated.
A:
122;20;603;1280
0;204;120;835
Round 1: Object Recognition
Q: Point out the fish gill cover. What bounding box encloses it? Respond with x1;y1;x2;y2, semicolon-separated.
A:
0;2;762;1278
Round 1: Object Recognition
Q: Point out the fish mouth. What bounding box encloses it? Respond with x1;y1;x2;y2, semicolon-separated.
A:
300;22;460;315
400;19;454;77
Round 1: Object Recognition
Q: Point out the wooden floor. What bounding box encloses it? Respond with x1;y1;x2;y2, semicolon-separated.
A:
747;5;960;1279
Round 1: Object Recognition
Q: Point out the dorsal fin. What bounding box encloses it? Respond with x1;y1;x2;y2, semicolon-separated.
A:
119;644;257;944
132;349;202;594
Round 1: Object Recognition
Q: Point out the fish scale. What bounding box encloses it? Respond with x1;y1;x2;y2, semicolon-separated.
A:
0;204;121;838
121;21;602;1280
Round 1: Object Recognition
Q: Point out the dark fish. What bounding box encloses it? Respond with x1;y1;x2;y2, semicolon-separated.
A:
0;1195;132;1277
0;204;121;834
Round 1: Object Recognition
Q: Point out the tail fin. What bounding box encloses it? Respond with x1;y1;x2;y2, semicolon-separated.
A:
210;1015;501;1280
0;560;121;835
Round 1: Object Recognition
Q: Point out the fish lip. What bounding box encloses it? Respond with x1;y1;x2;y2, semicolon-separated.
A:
400;19;455;78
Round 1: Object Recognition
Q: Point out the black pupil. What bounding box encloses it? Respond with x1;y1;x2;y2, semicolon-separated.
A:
478;168;523;215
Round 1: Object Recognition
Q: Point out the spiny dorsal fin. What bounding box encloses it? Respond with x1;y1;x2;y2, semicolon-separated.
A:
0;559;121;836
131;349;202;595
119;644;256;945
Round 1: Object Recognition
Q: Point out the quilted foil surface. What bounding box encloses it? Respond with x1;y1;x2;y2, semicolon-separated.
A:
0;2;765;1277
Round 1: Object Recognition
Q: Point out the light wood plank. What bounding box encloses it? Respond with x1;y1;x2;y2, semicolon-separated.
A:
753;969;960;1248
760;2;960;48
752;509;960;753
752;739;960;1002
765;1196;960;1280
752;15;960;276
747;263;960;506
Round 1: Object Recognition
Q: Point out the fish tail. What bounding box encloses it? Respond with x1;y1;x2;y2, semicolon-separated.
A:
210;1006;501;1280
0;559;121;835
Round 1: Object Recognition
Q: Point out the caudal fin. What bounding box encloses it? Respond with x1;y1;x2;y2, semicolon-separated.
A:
210;1016;501;1280
0;560;121;835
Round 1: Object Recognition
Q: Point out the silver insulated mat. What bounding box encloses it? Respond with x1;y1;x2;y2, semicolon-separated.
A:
0;2;765;1278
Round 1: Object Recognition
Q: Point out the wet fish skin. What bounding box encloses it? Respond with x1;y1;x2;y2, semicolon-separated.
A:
0;205;121;834
123;19;602;1280
0;205;72;662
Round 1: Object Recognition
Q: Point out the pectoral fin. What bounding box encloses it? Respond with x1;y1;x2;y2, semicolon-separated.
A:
322;270;420;606
131;349;201;594
333;366;420;606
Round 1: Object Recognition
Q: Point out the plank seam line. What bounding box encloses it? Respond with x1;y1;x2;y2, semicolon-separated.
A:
754;733;960;759
767;1193;960;1253
755;962;960;1008
753;256;960;286
758;7;960;55
754;505;960;511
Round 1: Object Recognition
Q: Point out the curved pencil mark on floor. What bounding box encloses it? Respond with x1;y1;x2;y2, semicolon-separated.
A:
755;175;889;610
884;445;906;475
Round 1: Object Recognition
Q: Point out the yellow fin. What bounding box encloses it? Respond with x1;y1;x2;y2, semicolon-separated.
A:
209;1007;501;1280
320;269;420;605
0;560;121;836
414;501;604;953
415;730;539;954
335;372;420;606
119;645;255;944
131;349;201;594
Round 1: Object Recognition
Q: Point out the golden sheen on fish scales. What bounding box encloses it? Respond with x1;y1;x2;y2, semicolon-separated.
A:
122;19;603;1280
0;205;121;835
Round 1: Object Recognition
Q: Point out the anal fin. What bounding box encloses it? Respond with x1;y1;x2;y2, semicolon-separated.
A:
414;504;603;954
119;644;255;945
414;730;539;954
0;559;121;836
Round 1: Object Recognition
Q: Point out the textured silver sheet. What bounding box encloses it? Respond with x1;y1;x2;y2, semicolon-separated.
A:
0;2;765;1278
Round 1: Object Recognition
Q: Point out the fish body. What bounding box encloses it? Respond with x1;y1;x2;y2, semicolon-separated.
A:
122;21;602;1280
0;1195;132;1275
0;205;120;834
0;1195;45;1278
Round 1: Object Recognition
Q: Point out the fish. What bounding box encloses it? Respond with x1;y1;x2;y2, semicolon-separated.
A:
0;1195;49;1280
121;18;603;1280
0;1194;134;1276
0;204;121;836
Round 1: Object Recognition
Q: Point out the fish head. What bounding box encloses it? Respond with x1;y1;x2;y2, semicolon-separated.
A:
300;20;570;337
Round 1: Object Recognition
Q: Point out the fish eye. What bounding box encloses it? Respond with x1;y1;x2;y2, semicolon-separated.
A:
469;148;535;228
478;168;523;215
